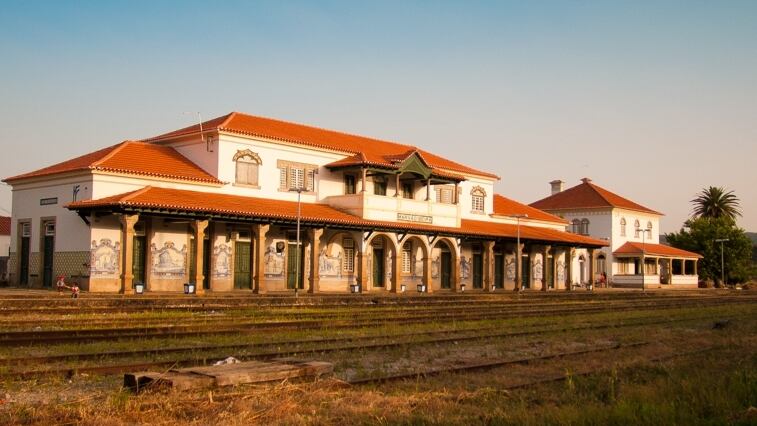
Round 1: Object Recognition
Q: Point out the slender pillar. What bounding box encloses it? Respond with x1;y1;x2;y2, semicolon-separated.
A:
307;228;323;293
514;243;524;291
357;248;369;292
391;251;402;293
566;248;574;291
425;178;431;201
360;167;367;193
541;245;551;291
395;174;401;197
120;214;139;295
423;250;433;293
253;224;269;294
552;248;559;289
588;248;597;290
483;241;495;291
454;182;459;204
452;244;461;292
191;220;209;295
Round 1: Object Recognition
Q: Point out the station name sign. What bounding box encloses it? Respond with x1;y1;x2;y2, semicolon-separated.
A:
397;213;433;224
40;197;58;206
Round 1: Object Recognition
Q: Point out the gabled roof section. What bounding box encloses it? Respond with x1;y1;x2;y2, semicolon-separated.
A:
529;178;662;215
67;187;607;247
4;141;222;185
614;242;702;258
0;216;10;236
493;194;568;224
145;112;498;179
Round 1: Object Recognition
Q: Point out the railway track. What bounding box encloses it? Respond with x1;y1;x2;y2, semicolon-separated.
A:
0;297;748;346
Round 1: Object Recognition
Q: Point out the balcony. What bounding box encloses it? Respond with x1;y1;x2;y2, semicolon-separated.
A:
325;192;460;228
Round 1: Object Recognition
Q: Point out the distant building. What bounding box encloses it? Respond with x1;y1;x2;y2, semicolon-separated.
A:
530;178;702;289
0;216;9;282
3;112;605;293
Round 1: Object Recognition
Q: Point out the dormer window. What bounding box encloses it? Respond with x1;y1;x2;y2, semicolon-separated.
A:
471;186;486;214
233;150;262;187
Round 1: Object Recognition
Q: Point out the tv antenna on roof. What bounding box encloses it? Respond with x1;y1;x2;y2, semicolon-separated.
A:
183;111;213;152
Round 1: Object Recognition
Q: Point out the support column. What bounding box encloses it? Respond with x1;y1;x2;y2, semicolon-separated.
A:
682;258;687;275
395;174;401;197
425;178;431;201
566;248;575;291
452;246;461;292
454;182;459;204
423;251;432;293
588;248;597;290
552;248;559;289
357;249;369;292
360;167;367;193
483;241;495;291
391;252;402;293
514;243;524;291
120;214;139;295
541;245;551;291
253;224;269;294
308;228;323;294
191;219;209;295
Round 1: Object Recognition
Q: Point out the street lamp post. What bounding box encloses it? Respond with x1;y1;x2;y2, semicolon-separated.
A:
289;187;304;298
639;228;647;292
508;214;528;291
715;238;730;286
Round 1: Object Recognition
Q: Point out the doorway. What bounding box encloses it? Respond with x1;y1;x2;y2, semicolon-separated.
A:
133;235;147;287
440;246;452;289
372;246;385;288
494;251;504;289
19;223;30;286
234;241;252;289
286;242;304;290
472;246;483;289
522;254;531;289
41;222;55;288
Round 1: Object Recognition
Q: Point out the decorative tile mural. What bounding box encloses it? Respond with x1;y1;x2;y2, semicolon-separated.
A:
506;258;516;280
533;259;543;280
318;248;342;278
151;242;186;278
557;261;565;282
264;244;284;278
90;239;120;277
212;243;231;278
459;256;471;280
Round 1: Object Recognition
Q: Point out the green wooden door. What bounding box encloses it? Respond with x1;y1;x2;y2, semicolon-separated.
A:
494;253;504;289
132;236;146;286
19;236;30;286
42;235;54;288
522;254;530;289
287;243;304;289
472;253;483;289
203;239;211;289
234;241;251;289
372;248;385;288
440;251;451;289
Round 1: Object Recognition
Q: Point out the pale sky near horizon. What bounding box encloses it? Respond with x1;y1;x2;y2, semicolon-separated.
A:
0;0;755;232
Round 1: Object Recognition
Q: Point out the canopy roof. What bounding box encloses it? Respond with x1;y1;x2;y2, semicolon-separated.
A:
613;241;702;258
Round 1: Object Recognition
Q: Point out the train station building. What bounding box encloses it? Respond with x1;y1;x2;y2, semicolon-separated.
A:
5;112;614;294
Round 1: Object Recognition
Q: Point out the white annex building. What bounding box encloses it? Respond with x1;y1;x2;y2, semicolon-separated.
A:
5;112;633;294
530;179;702;289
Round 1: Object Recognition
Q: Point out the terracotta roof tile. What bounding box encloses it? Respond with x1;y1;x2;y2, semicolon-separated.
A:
146;112;499;179
492;194;568;224
0;216;10;236
530;179;661;215
4;141;222;184
67;187;606;247
613;241;702;258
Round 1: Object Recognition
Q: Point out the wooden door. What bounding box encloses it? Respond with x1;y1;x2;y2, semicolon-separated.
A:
472;253;483;289
440;250;451;289
132;236;146;286
203;239;211;289
42;235;54;288
522;254;531;289
19;236;30;286
372;248;385;288
287;243;304;289
234;241;251;289
494;253;504;289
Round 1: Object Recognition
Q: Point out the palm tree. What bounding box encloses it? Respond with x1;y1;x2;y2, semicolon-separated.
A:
691;186;742;220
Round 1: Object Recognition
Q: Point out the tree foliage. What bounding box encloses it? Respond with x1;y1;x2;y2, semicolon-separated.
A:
691;186;742;220
666;217;752;284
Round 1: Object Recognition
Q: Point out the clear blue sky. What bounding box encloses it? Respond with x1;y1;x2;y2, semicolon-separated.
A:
1;0;755;231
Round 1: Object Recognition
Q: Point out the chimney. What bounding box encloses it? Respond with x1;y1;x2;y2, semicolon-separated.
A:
550;180;564;195
581;177;592;184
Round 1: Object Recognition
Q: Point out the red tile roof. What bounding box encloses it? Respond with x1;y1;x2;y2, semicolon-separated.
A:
613;242;702;258
325;150;466;181
0;216;10;236
530;178;661;215
146;112;499;179
67;187;606;247
492;194;568;224
4;141;222;184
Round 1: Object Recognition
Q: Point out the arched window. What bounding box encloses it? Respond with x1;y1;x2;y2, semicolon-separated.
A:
580;218;590;235
646;221;653;234
620;217;626;237
233;150;262;186
571;219;581;234
634;219;641;238
470;186;486;214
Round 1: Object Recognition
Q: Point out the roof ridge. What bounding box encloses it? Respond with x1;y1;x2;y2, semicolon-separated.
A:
217;112;238;129
90;140;135;169
121;186;153;203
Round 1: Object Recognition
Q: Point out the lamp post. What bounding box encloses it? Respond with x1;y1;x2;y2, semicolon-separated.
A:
715;238;730;286
508;214;528;290
639;228;649;292
289;187;304;298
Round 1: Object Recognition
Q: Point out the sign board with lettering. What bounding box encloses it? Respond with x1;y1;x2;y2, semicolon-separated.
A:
397;213;433;224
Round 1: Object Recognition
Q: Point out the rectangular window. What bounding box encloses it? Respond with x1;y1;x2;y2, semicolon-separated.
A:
374;177;387;196
278;161;317;192
620;225;626;237
44;222;55;236
21;222;31;237
618;260;629;274
472;195;485;213
402;182;413;199
402;244;412;274
435;187;453;204
235;161;259;186
344;174;356;195
342;238;354;273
